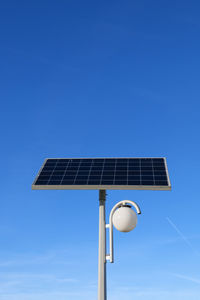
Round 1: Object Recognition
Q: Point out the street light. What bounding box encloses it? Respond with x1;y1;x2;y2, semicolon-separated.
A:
32;157;171;300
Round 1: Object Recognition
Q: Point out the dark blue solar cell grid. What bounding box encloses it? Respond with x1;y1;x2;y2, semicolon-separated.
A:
34;158;169;187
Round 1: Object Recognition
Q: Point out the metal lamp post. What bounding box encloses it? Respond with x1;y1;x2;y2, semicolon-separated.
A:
98;190;141;300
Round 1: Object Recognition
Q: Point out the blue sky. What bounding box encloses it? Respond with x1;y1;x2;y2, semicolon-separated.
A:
0;0;200;299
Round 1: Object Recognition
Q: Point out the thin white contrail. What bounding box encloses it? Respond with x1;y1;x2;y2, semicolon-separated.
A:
166;217;199;255
173;273;200;285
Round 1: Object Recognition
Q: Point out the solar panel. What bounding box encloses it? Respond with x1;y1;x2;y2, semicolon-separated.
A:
32;158;171;190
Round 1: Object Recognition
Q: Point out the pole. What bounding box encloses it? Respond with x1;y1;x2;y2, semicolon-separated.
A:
98;190;107;300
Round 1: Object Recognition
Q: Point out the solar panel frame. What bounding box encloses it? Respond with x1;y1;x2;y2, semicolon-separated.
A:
32;157;171;190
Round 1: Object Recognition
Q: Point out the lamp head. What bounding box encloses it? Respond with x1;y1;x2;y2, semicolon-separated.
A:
112;205;137;232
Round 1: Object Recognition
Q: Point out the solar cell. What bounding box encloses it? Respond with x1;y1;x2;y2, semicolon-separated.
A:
32;158;171;190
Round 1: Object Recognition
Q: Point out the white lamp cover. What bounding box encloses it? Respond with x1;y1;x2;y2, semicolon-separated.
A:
113;206;137;232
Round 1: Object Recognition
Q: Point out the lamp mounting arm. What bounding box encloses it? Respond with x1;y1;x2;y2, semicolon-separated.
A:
106;200;141;263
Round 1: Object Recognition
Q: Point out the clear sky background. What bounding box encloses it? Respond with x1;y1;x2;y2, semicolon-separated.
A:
0;1;200;299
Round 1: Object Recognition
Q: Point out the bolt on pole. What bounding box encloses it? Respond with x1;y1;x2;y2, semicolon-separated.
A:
98;190;107;300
